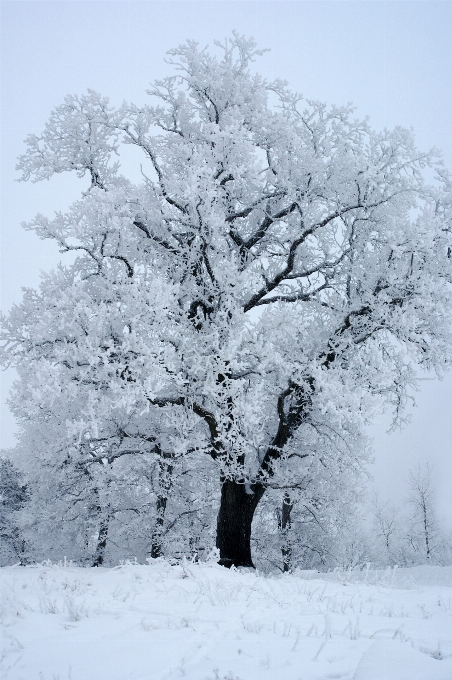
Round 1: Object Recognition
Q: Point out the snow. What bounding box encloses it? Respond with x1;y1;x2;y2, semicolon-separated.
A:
353;640;451;680
1;561;452;680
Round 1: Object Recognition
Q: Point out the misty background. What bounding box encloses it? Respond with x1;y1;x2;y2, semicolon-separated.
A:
1;1;451;528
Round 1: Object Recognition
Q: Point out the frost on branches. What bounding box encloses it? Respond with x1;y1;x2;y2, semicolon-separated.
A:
1;35;451;568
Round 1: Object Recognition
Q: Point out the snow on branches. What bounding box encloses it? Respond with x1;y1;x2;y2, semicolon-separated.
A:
2;35;451;567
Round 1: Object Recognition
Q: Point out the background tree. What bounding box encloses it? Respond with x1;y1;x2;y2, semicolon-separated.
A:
252;431;370;572
367;468;452;568
369;495;406;566
407;463;439;563
2;35;451;567
0;457;29;565
3;392;217;566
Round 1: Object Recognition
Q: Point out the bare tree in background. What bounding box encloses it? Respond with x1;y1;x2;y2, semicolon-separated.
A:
408;463;438;562
370;493;405;566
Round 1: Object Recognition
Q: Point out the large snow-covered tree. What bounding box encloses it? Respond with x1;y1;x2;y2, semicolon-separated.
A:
2;35;451;567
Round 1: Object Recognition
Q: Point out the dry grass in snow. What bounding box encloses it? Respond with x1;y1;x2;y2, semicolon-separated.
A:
1;561;452;680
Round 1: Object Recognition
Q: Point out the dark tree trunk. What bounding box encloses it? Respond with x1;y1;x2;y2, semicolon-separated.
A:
150;493;169;558
216;479;265;568
280;492;293;573
92;518;109;567
150;453;173;559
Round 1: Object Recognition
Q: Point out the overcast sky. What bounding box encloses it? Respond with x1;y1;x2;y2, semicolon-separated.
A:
1;1;451;527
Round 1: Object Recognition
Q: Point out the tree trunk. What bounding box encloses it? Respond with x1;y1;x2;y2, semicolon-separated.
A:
216;479;264;568
150;453;173;559
280;492;293;573
422;498;431;561
92;517;109;567
150;493;169;558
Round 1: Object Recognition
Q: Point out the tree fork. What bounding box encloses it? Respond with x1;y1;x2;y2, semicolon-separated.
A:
216;382;312;568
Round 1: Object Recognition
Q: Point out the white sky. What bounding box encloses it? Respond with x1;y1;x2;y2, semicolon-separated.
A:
1;1;451;528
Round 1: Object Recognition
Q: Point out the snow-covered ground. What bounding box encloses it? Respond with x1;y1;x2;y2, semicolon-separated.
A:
1;560;452;680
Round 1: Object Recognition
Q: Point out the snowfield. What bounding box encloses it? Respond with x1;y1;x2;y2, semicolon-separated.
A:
1;561;452;680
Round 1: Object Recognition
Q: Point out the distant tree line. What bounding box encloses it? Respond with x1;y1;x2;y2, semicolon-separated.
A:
1;454;450;570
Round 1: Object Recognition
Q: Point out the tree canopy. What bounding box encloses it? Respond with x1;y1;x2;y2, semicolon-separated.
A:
2;35;451;567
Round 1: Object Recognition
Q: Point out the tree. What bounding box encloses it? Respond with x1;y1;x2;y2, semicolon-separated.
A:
369;494;407;566
0;457;29;565
4;363;217;565
368;466;452;567
407;462;439;562
2;35;451;567
253;434;370;572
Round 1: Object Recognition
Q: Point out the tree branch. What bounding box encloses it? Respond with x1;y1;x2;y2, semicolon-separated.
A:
134;220;180;255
